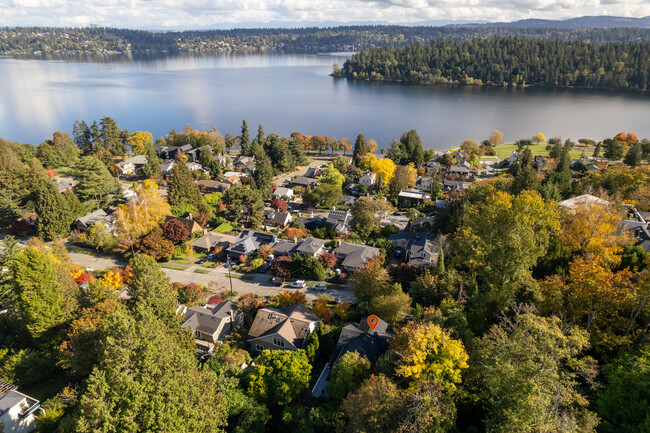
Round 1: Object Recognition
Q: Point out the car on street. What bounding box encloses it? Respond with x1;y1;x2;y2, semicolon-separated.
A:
312;283;328;291
259;263;271;273
290;280;306;288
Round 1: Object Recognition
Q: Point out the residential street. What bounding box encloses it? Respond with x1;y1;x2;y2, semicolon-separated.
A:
67;251;356;302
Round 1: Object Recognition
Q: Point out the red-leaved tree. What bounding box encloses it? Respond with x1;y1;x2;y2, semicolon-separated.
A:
162;219;191;244
271;256;293;277
318;252;338;270
270;198;288;212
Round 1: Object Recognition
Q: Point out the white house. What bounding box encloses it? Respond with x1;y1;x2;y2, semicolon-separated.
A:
0;380;40;433
359;171;376;185
273;187;294;199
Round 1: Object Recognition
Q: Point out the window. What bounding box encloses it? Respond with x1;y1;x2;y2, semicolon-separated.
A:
256;344;264;352
273;337;285;348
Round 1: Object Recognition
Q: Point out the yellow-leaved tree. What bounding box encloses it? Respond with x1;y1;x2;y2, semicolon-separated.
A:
371;157;396;187
126;131;154;155
391;321;469;392
100;270;123;290
115;180;170;254
359;153;377;171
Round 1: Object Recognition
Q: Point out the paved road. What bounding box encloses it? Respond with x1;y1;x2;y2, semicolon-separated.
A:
273;157;332;187
68;251;355;303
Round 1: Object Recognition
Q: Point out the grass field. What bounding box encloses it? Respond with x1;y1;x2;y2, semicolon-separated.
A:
194;268;211;274
492;144;585;159
213;222;234;233
161;263;189;270
229;273;256;281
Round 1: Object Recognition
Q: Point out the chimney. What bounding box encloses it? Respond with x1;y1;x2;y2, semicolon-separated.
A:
293;237;298;243
188;213;193;220
203;228;208;235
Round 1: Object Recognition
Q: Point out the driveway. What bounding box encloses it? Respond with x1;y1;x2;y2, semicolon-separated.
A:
68;251;355;303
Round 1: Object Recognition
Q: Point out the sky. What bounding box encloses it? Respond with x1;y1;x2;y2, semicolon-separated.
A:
0;0;648;29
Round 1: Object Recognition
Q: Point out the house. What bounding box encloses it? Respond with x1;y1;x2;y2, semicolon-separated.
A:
410;216;434;231
186;148;200;162
339;195;357;206
332;242;381;272
443;179;471;192
214;154;232;167
248;304;320;353
273;237;326;257
234;156;254;167
160;160;175;175
116;160;136;176
0;379;40;433
196;179;230;193
264;210;292;228
397;189;429;206
273;187;294;199
223;171;250;181
125;154;148;168
293;216;326;231
180;300;244;347
304;167;320;178
290;177;319;188
448;162;472;176
74;209;116;233
159;146;178;160
187;162;206;173
227;230;278;260
312;316;392;398
190;231;236;252
415;176;432;191
178;144;193;155
406;235;439;268
359;171;376;185
379;214;410;231
326;209;353;233
423;160;441;174
54;176;75;193
164;215;203;234
559;194;609;210
388;231;415;250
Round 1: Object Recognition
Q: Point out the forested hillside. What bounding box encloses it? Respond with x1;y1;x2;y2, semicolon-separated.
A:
1;26;650;55
336;36;650;90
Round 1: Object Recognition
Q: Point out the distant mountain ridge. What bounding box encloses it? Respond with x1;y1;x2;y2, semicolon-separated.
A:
460;15;650;29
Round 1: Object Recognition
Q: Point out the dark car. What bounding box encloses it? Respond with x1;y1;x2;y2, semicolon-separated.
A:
259;263;271;273
272;277;285;286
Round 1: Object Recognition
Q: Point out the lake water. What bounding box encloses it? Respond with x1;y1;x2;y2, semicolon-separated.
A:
1;53;649;149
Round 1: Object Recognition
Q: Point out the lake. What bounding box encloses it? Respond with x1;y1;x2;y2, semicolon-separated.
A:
1;53;649;149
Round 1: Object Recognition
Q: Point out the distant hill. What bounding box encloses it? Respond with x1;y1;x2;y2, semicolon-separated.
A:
465;15;650;29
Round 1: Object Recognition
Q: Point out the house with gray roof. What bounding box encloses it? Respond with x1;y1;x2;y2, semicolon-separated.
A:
190;231;235;252
227;230;278;260
180;300;244;346
290;176;319;188
273;237;326;257
388;231;416;250
125;154;148;167
74;209;116;233
273;187;294;199
264;210;292;228
332;242;381;272
406;235;440;268
359;171;376;185
248;304;320;353
326;209;352;233
312;316;392;398
0;379;40;433
397;189;429;206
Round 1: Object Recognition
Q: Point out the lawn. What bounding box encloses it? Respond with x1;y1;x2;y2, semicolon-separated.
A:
170;250;206;265
194;268;211;274
493;144;585;159
213;222;234;233
161;263;189;270
229;273;256;281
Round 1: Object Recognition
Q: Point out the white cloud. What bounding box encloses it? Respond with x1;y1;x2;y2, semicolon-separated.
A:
0;0;647;28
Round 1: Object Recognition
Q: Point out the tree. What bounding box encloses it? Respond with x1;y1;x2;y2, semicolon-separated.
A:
342;375;402;433
476;312;598;433
532;132;547;144
386;137;406;163
11;247;78;338
87;221;116;251
489;130;504;146
319;163;345;186
391;321;468;391
252;155;274;198
100;116;125;155
0;190;22;229
141;143;161;179
246;349;312;405
167;157;202;208
312;299;333;323
73;120;92;153
318;252;338;269
624;142;642;166
349;258;393;302
351;197;389;237
460;140;482;161
304;330;320;363
270;256;293;278
76;306;226;433
604;138;624;160
400;130;424;166
35;178;74;240
127;254;177;327
277;290;306;306
371;157;397;188
389;163;417;197
454;190;560;311
270;198;288;212
73;156;121;209
291;253;326;280
371;289;412;324
162;218;190;244
327;351;371;400
240;120;251;156
224;185;265;228
353;134;369;165
288;137;307;165
359;152;377;171
127;131;154;154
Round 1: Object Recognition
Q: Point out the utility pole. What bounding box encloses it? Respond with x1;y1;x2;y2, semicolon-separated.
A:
227;257;234;295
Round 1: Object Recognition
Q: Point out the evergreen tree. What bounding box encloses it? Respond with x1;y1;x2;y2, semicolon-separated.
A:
386;138;405;163
510;147;540;194
400;130;424;166
73;156;121;209
624;142;642;166
167;157;202;208
252;155;274;199
268;135;293;172
141;143;161;179
100;116;124;155
63;190;86;220
436;249;445;277
592;142;602;157
603;138;624;160
73;120;91;153
353;133;369;166
90;121;102;150
288;137;307;165
35;178;73;240
240;120;251;156
0;190;22;228
256;125;266;152
127;254;178;327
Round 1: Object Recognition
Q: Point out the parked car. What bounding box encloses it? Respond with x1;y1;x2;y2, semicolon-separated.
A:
312;283;328;291
272;277;285;286
259;263;271;273
290;280;306;288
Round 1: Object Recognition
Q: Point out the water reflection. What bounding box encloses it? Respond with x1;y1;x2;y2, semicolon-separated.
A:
0;53;648;147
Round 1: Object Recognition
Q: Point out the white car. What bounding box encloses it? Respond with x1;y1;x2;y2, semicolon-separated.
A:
312;284;328;291
290;280;306;288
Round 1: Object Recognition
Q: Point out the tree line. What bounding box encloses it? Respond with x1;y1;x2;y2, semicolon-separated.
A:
2;26;650;55
336;36;650;90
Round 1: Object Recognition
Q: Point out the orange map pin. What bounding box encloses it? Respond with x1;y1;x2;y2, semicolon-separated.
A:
367;315;379;331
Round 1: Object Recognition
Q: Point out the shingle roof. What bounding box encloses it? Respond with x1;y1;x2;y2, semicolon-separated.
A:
296;237;326;255
333;242;380;269
181;300;240;337
248;304;320;348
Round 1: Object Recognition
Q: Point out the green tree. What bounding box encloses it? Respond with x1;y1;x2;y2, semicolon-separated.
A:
76;306;226;433
252;155;274;198
141;143;161;178
167;158;202;208
224;185;265;228
400;129;424;166
11;247;78;338
476;312;599;433
240;120;251;156
371;288;412;324
73;156;121;209
350;197;388;237
267;135;293;173
0;190;22;228
35;178;74;240
624;142;642;166
246;349;312;405
304;331;319;363
353;133;369;165
326;351;371;400
604;138;624;160
100;116;125;155
386;137;405;163
319;163;345;186
288;137;307;166
349;258;393;302
73;120;92;153
127;254;177;327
